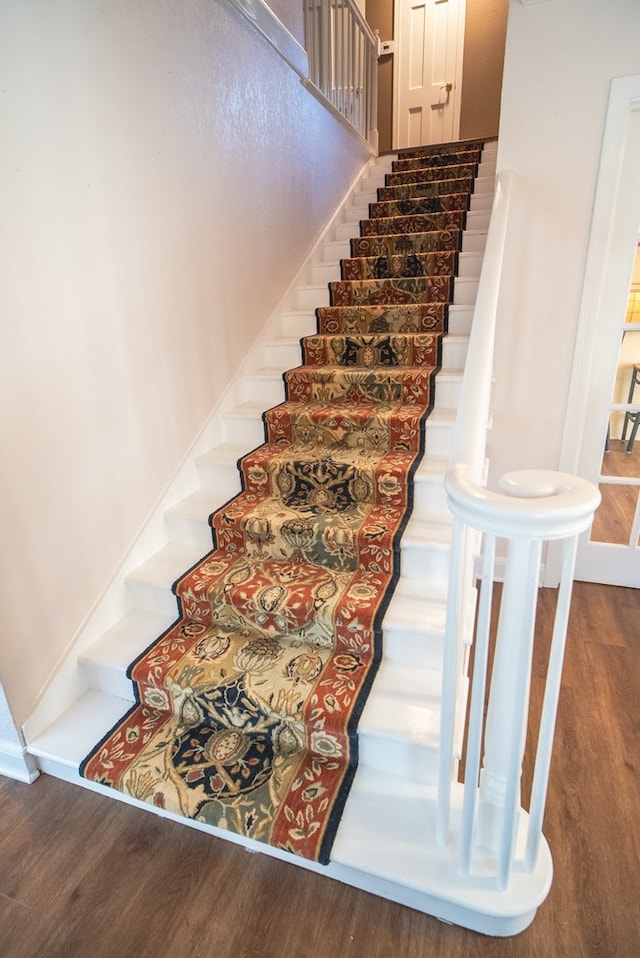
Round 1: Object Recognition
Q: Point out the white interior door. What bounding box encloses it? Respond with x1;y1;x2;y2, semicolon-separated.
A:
557;77;640;588
393;0;466;149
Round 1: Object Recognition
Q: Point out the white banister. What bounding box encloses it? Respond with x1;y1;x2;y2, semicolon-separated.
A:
303;0;378;149
440;170;601;888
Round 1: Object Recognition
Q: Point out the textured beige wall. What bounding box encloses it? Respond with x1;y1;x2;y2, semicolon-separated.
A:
0;0;369;725
459;0;509;141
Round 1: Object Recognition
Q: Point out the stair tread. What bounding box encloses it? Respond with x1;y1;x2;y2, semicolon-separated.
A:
29;689;132;766
164;490;217;522
384;578;448;632
29;697;549;936
360;661;442;746
80;610;176;672
125;543;206;588
403;514;452;545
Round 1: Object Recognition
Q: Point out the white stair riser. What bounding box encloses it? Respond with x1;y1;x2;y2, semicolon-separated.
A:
264;340;304;370
465;210;490;231
220;407;455;454
359;732;438;785
453;277;478;306
319;241;351;264
125;578;177;618
294;285;331;310
196;456;243;493
382;626;445;670
441;337;468;368
469;192;492;212
223;413;266;449
447;305;474;335
260;335;467;375
242;374;286;408
413;474;449;516
165;513;213;551
278;310;317;338
400;540;451;583
461;231;487;254
296;284;477;331
81;662;135;702
309;261;342;285
457;251;483;278
308;252;482;287
432;377;461;409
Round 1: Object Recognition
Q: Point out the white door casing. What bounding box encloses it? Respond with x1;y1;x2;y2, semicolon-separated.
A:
553;75;640;588
393;0;466;149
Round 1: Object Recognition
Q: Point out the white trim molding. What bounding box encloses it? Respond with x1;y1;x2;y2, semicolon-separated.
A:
0;740;39;783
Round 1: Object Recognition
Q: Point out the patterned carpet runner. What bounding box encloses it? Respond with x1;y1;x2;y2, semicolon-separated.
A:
81;140;484;864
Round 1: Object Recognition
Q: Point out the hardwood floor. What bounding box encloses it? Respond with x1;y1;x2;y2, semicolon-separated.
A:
1;579;638;958
592;440;639;545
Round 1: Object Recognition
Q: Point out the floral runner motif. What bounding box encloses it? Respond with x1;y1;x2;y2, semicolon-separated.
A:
80;141;480;864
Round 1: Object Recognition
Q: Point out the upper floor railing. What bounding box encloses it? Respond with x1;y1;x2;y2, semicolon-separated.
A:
439;170;601;889
303;0;379;149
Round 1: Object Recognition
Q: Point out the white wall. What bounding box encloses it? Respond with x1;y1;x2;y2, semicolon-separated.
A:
491;0;640;487
0;0;369;726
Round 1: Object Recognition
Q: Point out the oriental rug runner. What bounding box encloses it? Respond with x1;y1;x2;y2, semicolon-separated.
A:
81;140;483;864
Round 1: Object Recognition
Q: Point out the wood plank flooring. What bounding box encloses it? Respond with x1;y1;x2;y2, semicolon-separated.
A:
1;579;638;958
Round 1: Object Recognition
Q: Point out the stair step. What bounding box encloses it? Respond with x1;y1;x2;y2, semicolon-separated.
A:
400;515;452;582
358;661;444;783
27;691;549;938
382;578;449;669
461;229;487;253
124;543;205;617
164;490;217;550
453;276;478;305
79;610;176;700
260;332;467;375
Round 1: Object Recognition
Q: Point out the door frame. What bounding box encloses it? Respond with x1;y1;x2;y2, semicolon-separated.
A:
392;0;466;150
549;75;640;587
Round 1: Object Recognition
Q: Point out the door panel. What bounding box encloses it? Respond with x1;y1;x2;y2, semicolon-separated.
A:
394;0;465;148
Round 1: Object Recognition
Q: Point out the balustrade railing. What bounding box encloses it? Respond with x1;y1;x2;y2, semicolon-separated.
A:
303;0;378;148
439;171;601;888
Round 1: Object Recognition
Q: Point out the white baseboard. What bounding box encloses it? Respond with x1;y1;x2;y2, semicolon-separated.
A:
0;740;40;783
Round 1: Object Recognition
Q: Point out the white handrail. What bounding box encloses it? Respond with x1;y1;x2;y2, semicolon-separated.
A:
439;170;601;887
303;0;378;148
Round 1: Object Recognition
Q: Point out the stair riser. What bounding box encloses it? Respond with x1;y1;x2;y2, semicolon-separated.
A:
359;733;438;785
442;337;468;368
125;579;178;618
447;305;474;335
196;456;243;494
220;408;456;455
242;374;286;408
277;304;476;344
165;513;214;551
294;285;331;310
292;278;478;310
382;627;445;670
278;311;317;338
400;541;450;583
453;278;478;306
413;477;449;517
261;335;467;375
81;662;135;703
309;253;482;287
432;378;462;409
319;241;351;264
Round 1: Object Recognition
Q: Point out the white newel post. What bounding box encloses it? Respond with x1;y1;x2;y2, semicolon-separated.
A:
476;536;541;887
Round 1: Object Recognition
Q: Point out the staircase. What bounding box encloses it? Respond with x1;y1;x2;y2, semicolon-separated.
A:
23;140;551;936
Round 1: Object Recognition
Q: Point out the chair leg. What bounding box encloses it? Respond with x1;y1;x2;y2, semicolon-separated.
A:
625;414;639;453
